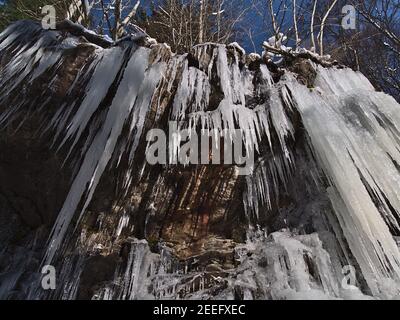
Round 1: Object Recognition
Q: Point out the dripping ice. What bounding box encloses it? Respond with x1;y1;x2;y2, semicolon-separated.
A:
2;21;400;299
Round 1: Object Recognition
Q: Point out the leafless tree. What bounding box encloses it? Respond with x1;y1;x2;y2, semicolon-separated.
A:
262;0;340;55
90;0;141;40
310;0;317;51
133;0;250;53
352;0;400;51
329;0;400;100
317;0;337;55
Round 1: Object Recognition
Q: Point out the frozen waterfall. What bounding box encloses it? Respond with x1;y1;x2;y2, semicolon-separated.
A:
1;20;400;300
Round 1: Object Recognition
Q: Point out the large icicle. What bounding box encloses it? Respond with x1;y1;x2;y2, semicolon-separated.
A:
45;46;165;264
58;46;127;154
286;67;400;297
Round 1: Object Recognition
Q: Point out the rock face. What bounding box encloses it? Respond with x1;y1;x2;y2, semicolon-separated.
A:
1;20;400;300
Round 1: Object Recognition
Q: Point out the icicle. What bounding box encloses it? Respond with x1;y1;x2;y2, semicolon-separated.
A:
287;68;400;297
116;213;130;237
269;87;294;160
172;60;211;120
45;46;165;265
59;46;127;154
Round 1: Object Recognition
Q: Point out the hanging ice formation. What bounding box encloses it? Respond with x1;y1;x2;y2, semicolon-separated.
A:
1;20;400;299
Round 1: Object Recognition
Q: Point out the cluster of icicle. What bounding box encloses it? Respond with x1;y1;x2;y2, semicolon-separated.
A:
2;20;400;299
60;229;368;300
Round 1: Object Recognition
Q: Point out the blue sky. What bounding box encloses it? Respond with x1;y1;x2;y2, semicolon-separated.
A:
90;0;269;52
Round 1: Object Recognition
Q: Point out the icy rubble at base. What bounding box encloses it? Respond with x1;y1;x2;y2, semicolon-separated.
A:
2;22;400;299
83;231;378;300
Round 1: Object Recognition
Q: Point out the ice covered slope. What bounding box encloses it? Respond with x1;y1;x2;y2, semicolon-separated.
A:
1;20;400;299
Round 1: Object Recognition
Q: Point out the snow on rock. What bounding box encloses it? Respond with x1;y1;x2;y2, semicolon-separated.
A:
267;33;287;49
248;53;261;61
228;42;246;56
